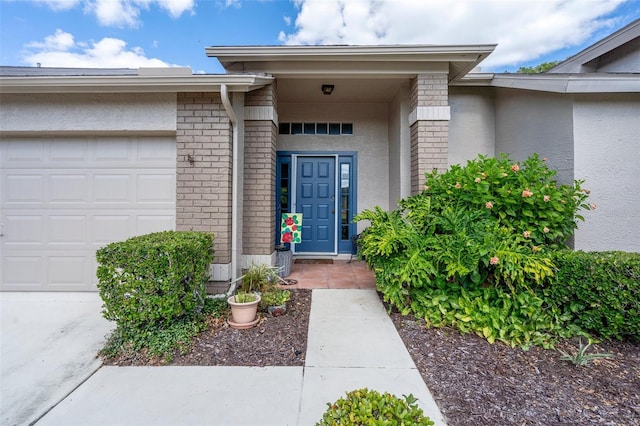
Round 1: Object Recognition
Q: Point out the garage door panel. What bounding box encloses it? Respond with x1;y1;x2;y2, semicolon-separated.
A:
48;216;87;244
93;175;131;202
3;216;42;245
4;174;44;204
93;215;132;243
1;136;176;291
48;257;86;285
50;175;87;203
2;256;44;286
50;140;88;161
137;175;174;202
136;215;175;236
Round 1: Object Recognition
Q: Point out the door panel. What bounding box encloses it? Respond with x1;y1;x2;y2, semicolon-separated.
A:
295;157;335;253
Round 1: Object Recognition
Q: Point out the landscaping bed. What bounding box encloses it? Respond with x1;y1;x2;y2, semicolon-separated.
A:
391;312;640;426
103;289;311;367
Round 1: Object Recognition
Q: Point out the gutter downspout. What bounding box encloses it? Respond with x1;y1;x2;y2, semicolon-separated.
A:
220;84;239;297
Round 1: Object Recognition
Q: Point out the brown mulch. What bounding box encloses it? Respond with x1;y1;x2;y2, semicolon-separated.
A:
390;313;640;426
104;289;311;367
101;288;640;425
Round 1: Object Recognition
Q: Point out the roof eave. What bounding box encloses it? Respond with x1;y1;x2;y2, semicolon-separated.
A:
0;74;274;94
490;74;640;93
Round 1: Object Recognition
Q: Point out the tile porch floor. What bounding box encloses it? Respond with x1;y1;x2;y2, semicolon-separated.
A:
281;259;376;290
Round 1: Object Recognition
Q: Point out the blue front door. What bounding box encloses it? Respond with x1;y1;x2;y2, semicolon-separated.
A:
295;156;336;253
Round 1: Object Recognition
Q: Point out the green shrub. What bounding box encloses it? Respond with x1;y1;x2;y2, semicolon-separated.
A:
317;388;434;426
540;251;640;341
355;153;591;347
96;231;214;332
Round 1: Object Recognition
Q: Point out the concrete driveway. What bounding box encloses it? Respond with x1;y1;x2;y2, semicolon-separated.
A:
0;292;114;426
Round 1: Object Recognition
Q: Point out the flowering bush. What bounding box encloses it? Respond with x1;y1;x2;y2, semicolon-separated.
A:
355;153;591;348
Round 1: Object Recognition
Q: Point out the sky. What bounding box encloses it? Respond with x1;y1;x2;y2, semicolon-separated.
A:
1;0;639;74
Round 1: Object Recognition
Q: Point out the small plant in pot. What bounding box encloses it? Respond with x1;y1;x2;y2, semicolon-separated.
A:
260;289;291;317
227;292;261;329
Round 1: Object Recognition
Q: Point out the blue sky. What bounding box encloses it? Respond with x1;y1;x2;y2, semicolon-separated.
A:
1;0;639;74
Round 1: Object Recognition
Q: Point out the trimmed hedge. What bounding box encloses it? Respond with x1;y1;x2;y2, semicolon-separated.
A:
541;250;640;341
96;231;214;331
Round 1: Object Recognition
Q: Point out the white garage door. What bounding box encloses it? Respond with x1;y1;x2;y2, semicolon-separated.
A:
0;136;176;291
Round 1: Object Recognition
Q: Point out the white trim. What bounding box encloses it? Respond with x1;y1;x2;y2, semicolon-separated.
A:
408;106;451;125
245;106;279;125
490;74;640;93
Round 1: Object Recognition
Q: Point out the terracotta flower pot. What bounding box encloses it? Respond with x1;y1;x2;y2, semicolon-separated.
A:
228;294;261;325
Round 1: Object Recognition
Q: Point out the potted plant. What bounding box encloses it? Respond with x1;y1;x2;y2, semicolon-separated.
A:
240;263;279;294
227;292;261;328
260;289;291;317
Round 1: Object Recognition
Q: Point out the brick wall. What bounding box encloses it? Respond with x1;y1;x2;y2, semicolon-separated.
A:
176;92;232;264
243;84;278;256
410;74;449;194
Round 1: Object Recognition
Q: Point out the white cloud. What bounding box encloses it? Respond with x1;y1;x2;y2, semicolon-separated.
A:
284;15;291;26
281;0;628;70
32;0;195;27
23;29;175;68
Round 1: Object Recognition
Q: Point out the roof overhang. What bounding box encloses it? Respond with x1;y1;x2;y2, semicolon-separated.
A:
490;73;640;93
0;70;273;94
206;44;496;82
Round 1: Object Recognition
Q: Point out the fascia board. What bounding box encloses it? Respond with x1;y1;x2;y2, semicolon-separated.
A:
0;75;273;94
490;74;640;93
550;19;640;73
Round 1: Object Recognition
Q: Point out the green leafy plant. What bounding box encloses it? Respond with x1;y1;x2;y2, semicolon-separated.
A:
317;388;434;426
539;250;640;341
96;231;214;331
559;338;613;366
356;153;591;348
234;293;258;304
240;263;280;294
260;289;291;308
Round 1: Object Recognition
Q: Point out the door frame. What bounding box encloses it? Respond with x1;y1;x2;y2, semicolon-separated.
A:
276;151;357;255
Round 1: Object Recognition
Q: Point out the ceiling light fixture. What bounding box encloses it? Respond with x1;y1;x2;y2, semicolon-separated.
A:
321;84;335;95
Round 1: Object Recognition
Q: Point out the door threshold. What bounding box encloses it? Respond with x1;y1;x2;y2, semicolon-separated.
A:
293;254;353;261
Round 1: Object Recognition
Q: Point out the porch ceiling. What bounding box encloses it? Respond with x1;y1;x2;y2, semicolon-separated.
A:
277;77;409;103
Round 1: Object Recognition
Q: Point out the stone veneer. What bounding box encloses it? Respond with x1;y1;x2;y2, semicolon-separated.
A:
176;92;232;265
243;85;278;256
409;74;450;194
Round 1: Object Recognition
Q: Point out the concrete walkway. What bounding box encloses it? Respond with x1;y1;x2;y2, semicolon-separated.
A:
16;289;445;426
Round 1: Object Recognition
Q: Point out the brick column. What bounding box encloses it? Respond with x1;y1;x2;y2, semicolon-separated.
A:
176;92;232;270
409;74;450;194
243;84;278;257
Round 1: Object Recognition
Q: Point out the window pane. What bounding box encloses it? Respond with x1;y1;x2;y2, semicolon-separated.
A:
329;123;341;135
304;123;315;134
278;123;290;135
291;123;303;134
316;123;328;134
341;123;353;134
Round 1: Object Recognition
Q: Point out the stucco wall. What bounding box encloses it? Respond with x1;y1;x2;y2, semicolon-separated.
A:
388;86;411;208
597;37;640;73
573;93;640;252
449;87;496;166
277;102;389;230
495;88;574;184
0;93;177;133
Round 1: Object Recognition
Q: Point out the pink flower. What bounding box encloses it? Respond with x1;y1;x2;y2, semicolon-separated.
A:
543;157;548;162
455;182;461;189
543;227;550;233
424;185;430;191
523;230;531;238
485;201;493;209
532;245;541;253
543;195;550;202
590;203;597;210
481;172;487;178
475;177;481;183
522;189;533;198
490;256;500;265
511;164;520;172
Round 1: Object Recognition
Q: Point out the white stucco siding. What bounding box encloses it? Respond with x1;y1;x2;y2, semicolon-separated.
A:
495;88;574;184
0;93;177;134
277;102;390;231
449;87;496;166
573;93;640;252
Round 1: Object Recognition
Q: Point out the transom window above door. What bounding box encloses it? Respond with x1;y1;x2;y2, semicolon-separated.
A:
279;122;353;136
